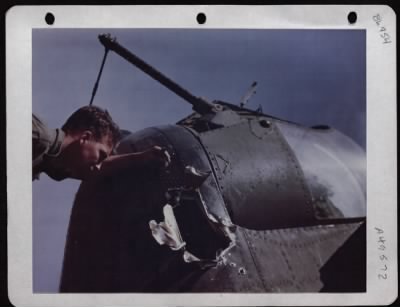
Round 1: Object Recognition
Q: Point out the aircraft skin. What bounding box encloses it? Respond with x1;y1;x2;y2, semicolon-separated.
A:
59;35;366;293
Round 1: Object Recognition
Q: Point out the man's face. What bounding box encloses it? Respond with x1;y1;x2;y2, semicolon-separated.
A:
65;132;113;180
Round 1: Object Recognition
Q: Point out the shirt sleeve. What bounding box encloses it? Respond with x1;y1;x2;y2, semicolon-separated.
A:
32;114;52;180
32;114;50;161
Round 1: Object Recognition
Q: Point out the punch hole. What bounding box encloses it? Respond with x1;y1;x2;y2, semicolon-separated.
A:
197;12;206;25
347;11;357;24
45;12;55;25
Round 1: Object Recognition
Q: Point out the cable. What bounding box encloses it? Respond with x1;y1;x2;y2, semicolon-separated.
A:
89;47;109;106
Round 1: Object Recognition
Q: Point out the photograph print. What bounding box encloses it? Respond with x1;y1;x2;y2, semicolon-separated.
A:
32;28;366;293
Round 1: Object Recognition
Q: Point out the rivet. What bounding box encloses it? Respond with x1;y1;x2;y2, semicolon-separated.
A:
259;119;271;128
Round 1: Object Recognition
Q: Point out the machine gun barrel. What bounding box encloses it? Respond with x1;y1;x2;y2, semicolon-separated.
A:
99;34;215;114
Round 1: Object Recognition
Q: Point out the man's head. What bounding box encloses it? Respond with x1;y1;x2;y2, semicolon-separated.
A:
59;106;120;180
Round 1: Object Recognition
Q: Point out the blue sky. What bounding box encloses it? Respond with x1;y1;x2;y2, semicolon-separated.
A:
32;28;365;292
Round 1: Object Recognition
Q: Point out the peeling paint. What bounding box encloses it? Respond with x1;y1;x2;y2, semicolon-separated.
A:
183;251;201;263
184;165;211;188
149;204;186;251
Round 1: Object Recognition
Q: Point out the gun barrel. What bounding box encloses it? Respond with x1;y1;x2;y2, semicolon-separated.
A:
99;34;215;114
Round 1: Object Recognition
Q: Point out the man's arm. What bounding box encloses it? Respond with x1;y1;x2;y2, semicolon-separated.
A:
92;146;171;178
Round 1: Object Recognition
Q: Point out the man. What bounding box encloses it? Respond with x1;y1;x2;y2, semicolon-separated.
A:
33;105;170;181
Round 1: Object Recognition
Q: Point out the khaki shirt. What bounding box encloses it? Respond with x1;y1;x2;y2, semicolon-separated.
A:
32;114;66;181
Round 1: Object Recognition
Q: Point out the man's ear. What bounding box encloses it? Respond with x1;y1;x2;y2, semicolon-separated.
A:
79;131;93;144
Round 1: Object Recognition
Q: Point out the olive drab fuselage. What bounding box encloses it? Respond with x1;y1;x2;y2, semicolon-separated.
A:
60;34;366;292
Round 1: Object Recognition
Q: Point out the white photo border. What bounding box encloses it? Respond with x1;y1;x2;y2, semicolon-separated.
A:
6;5;397;306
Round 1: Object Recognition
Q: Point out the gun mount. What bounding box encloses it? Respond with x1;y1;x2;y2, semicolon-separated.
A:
99;34;219;115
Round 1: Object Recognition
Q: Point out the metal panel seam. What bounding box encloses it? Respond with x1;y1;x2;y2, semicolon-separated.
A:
273;123;315;219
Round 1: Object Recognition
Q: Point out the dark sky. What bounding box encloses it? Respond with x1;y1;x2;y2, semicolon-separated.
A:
32;28;365;292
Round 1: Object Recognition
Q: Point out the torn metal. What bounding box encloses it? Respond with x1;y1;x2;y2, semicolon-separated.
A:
149;203;215;266
149;204;186;251
149;165;237;268
183;165;211;188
